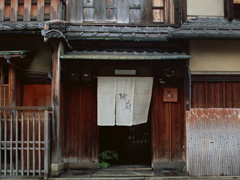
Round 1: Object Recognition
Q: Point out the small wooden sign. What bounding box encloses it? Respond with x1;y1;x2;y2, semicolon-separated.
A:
234;0;240;4
163;88;178;102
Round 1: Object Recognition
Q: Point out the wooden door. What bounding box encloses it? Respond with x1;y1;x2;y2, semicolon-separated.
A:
151;79;185;169
62;82;98;167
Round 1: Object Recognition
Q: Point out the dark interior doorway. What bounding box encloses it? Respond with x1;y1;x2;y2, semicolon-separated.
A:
99;120;151;165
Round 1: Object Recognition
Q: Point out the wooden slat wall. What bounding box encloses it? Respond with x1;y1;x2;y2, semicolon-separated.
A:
66;0;183;25
186;109;240;176
1;0;61;21
151;80;185;164
63;82;98;165
192;82;240;108
22;84;51;170
23;84;51;107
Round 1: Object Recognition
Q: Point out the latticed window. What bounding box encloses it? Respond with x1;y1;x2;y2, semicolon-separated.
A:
0;64;9;107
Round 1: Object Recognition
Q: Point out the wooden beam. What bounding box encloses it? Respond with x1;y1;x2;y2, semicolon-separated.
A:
24;0;32;21
10;0;18;21
51;40;63;164
0;106;52;111
0;0;5;21
37;0;45;21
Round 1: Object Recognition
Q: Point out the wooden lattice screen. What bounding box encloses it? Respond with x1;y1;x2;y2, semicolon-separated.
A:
0;0;62;22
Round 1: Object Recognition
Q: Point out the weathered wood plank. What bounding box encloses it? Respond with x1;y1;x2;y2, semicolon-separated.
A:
83;8;94;21
169;0;175;24
0;0;5;21
117;0;129;23
63;83;80;161
37;0;45;21
207;82;224;108
94;0;106;23
50;0;60;20
225;82;240;108
141;0;152;24
67;0;83;22
51;41;63;164
129;0;141;22
10;0;18;21
192;82;206;108
24;0;31;21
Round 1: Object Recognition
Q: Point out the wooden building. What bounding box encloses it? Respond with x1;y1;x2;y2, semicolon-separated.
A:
0;0;240;178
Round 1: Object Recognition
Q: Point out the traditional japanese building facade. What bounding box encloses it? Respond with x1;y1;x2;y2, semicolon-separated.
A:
0;0;240;178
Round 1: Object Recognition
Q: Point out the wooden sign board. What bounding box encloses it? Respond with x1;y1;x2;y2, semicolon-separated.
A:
163;88;178;102
234;0;240;4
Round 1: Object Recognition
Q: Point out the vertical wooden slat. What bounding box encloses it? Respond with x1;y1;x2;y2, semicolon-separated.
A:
50;0;60;20
67;0;83;22
10;112;13;176
44;111;50;178
21;113;24;176
38;114;41;175
33;113;36;176
117;0;129;23
141;0;152;24
4;113;7;176
0;0;5;21
164;0;170;24
94;0;106;23
169;0;175;24
27;116;30;176
10;0;18;21
37;0;45;21
0;113;1;175
24;0;31;22
106;0;117;21
15;111;19;176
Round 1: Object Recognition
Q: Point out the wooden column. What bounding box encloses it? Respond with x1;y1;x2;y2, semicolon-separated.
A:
8;63;16;107
183;60;190;162
51;40;63;170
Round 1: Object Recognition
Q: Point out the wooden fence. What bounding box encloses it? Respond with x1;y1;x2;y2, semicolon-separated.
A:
0;106;51;178
0;0;63;22
186;109;240;176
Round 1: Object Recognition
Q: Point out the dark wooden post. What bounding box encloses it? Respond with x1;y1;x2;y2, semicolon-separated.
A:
51;40;64;174
183;59;190;163
224;0;234;20
9;65;16;107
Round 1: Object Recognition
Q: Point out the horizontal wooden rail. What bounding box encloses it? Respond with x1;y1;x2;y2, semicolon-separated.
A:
0;106;52;111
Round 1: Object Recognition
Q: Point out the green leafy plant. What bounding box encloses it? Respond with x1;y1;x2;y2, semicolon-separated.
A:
99;150;119;168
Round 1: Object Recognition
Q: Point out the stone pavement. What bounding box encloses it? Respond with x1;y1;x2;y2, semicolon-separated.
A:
48;165;240;180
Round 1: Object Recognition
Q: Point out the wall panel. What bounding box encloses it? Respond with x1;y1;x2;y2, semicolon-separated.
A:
151;79;185;167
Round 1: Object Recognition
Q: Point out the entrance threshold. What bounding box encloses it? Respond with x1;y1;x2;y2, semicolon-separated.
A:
51;165;188;179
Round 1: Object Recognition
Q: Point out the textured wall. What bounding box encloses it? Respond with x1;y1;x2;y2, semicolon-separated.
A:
190;40;240;74
187;0;224;18
186;109;240;176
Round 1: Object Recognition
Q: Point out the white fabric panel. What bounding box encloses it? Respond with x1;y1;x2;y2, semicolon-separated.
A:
97;77;153;126
97;77;116;126
116;77;134;126
133;77;153;125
